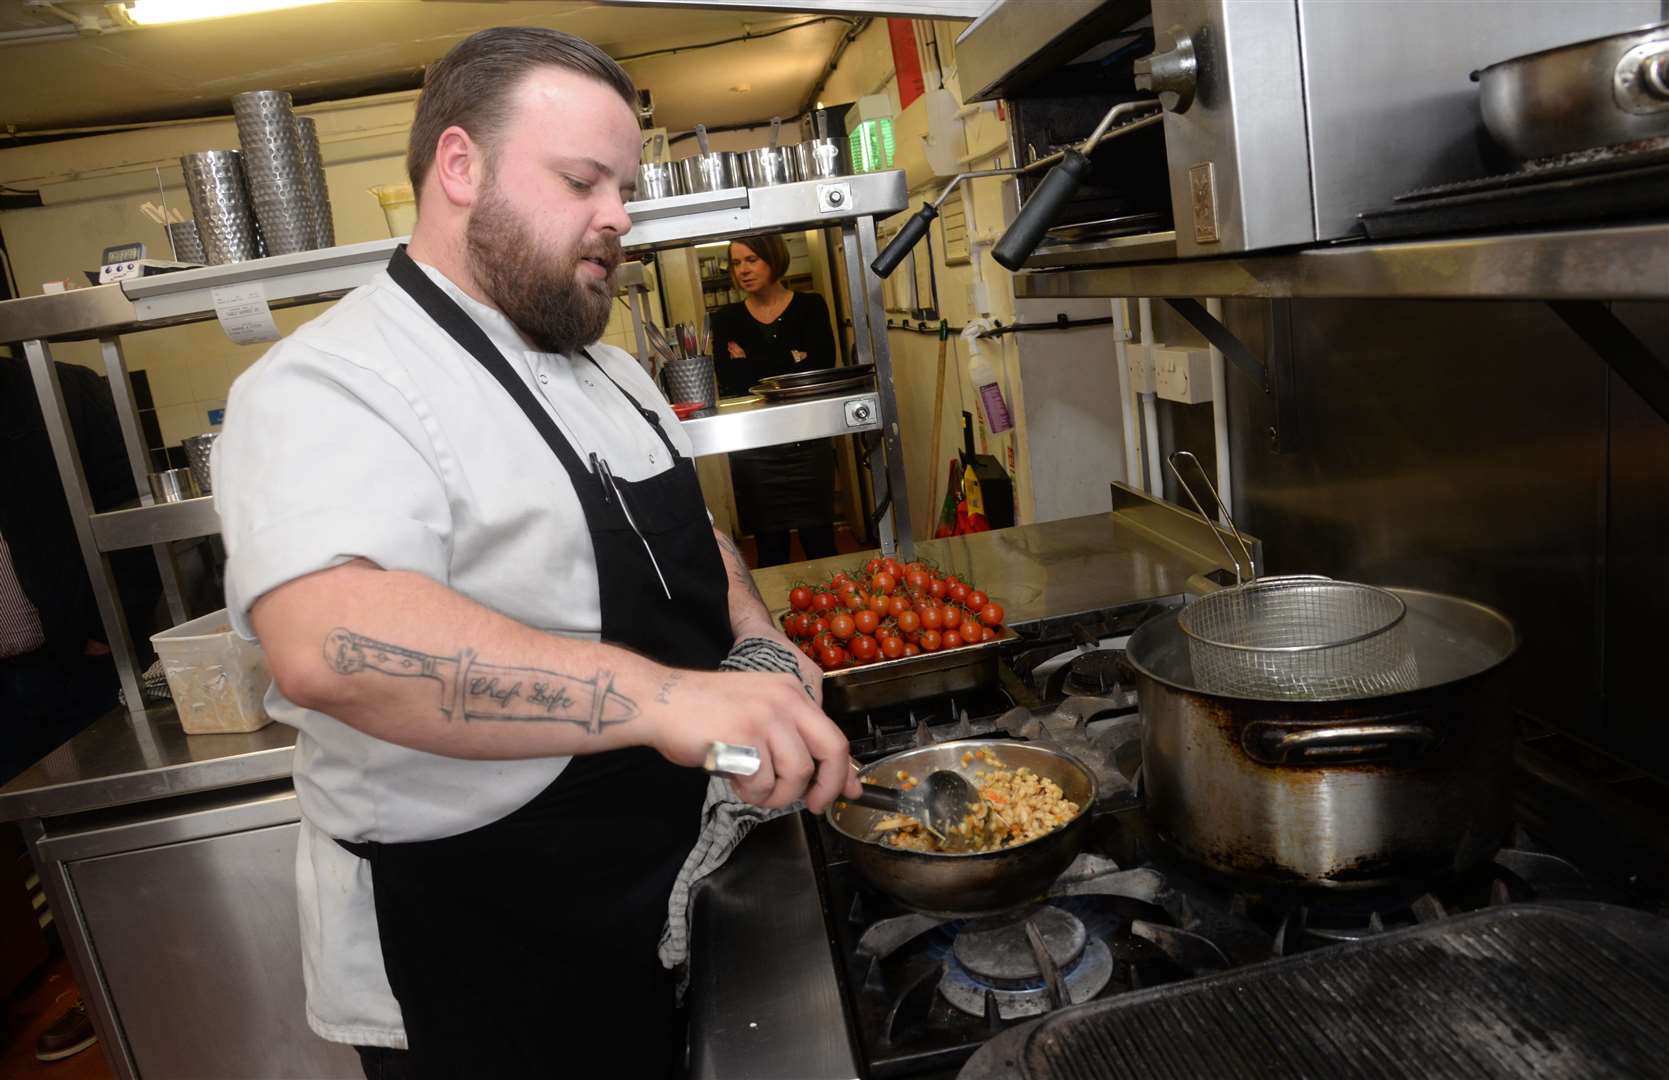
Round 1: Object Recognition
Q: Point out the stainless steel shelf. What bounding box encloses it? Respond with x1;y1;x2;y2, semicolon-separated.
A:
90;497;220;552
682;392;881;457
82;392;884;550
1011;223;1669;302
0;174;900;344
622;171;907;253
0;239;647;344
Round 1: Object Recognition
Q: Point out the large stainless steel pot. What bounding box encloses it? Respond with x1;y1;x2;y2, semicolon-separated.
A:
1128;588;1518;890
1476;20;1669;160
827;739;1097;917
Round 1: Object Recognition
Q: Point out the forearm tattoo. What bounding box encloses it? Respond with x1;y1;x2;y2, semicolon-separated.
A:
713;531;767;608
324;628;637;733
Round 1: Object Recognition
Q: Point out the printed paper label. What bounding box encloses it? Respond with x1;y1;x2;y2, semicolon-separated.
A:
211;283;280;344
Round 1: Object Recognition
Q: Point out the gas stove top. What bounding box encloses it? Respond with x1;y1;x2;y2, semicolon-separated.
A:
801;607;1656;1080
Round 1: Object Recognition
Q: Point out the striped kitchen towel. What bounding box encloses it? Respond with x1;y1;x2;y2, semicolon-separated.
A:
658;635;809;994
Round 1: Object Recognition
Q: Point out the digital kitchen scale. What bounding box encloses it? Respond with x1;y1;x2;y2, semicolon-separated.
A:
92;241;199;285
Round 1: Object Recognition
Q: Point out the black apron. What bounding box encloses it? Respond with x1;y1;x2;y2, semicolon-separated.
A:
336;247;733;1078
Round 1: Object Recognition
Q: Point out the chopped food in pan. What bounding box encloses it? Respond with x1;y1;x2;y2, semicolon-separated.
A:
872;750;1080;853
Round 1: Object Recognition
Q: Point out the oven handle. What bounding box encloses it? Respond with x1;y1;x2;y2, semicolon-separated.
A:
991;105;1163;272
870;100;1160;278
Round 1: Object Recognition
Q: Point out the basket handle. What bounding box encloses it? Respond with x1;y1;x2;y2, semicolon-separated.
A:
1167;450;1256;584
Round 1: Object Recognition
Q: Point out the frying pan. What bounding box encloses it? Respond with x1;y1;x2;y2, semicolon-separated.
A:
1475;21;1669;160
827;739;1097;918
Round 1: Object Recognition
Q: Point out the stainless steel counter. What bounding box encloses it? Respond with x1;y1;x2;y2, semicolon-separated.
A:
0;706;295;822
751;484;1252;626
689;814;858;1080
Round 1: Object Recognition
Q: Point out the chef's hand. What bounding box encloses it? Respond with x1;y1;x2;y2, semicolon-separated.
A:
648;669;859;813
728;342;746;359
792;647;824;707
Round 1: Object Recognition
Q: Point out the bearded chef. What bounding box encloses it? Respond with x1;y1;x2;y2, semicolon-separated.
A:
213;26;858;1080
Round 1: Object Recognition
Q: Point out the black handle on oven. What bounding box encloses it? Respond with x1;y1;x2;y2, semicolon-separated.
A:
870;203;939;278
992;149;1092;272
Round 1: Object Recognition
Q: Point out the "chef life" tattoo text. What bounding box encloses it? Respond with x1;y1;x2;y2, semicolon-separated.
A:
323;628;637;733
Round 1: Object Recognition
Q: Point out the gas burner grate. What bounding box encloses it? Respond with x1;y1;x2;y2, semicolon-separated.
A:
1062;650;1134;698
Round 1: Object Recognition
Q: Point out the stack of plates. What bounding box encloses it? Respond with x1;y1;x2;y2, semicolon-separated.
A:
749;364;875;402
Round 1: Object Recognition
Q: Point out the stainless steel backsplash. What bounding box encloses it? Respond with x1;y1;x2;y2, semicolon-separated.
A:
1199;298;1667;777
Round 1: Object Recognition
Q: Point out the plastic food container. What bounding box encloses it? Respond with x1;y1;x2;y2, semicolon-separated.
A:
369;183;416;238
150;609;273;735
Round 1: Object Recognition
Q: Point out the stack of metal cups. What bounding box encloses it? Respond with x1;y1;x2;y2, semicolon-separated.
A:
294;116;335;249
179;150;263;264
231;90;315;256
166;219;207;264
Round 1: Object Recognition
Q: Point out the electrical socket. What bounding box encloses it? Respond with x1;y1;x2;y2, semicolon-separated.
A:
1154;347;1214;404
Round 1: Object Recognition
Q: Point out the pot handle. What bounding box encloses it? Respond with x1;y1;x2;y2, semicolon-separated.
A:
1243;717;1438;766
1616;42;1669;114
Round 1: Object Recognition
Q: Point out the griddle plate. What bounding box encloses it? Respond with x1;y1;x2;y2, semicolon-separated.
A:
965;904;1669;1079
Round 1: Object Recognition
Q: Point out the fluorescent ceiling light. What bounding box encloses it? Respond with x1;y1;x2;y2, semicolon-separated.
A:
120;0;335;26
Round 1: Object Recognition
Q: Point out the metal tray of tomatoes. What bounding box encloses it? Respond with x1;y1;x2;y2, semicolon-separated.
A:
818;622;1019;714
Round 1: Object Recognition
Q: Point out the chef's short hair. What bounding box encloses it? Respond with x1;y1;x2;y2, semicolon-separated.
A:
731;234;791;284
408;27;637;189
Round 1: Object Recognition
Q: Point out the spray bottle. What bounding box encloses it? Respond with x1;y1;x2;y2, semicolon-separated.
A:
961;320;1013;435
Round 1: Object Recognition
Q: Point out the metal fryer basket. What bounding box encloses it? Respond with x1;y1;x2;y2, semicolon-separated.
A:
1180;577;1419;700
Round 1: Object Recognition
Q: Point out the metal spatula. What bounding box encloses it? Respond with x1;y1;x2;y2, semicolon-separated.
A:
853;771;981;849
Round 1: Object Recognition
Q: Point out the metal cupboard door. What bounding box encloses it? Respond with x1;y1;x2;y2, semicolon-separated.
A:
68;821;361;1079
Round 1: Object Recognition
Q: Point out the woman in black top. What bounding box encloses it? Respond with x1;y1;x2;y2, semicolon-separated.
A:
709;234;839;567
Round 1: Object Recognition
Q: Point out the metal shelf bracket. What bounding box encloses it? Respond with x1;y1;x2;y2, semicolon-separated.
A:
1163;297;1267;391
1547;300;1669;425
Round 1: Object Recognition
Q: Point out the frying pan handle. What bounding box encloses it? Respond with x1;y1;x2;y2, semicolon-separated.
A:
1243;718;1438;766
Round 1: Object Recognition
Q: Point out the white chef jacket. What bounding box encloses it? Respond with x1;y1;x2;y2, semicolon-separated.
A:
214;261;696;1047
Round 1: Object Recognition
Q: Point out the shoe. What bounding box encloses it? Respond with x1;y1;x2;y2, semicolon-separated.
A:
35;1000;97;1062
